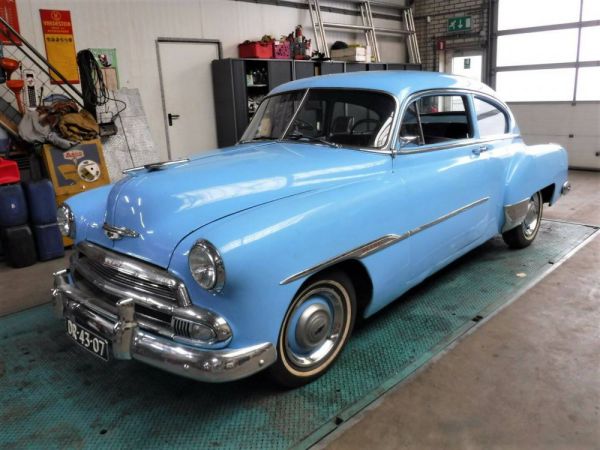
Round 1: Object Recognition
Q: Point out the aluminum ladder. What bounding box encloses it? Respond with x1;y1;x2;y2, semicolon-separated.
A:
307;0;421;64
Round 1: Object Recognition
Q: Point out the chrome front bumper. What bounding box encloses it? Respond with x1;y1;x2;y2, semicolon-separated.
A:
52;269;277;383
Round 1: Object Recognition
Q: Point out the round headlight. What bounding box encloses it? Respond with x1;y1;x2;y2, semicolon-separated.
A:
57;204;75;238
188;240;225;293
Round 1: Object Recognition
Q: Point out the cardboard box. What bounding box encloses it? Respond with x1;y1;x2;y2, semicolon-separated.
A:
331;46;372;62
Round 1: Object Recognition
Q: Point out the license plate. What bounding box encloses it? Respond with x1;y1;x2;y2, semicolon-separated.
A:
66;319;110;361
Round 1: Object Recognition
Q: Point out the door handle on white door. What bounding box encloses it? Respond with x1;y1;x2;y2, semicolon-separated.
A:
168;113;180;126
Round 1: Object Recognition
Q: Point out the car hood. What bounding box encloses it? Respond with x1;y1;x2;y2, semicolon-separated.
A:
90;142;390;268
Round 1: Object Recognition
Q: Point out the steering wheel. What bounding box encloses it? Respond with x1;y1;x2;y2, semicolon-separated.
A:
350;118;380;134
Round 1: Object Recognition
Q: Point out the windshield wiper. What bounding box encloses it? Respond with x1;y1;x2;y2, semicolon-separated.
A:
285;133;340;148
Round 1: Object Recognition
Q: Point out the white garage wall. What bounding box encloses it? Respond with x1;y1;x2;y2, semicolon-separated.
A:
14;0;408;160
508;102;600;170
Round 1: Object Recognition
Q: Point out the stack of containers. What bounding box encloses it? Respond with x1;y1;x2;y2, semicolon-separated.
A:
24;179;64;261
0;158;37;268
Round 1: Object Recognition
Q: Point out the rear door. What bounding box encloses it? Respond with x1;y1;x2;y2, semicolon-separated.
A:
394;91;495;283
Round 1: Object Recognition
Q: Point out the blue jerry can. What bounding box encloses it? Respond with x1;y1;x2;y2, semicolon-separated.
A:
0;183;28;227
23;179;57;225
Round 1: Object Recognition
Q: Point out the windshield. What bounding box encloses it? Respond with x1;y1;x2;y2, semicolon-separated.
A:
241;89;396;150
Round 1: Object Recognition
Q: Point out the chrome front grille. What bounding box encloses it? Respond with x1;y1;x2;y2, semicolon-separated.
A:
70;241;191;330
83;256;177;302
72;241;187;306
68;241;232;348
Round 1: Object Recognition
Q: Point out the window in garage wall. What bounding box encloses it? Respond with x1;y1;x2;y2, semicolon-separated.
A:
495;0;600;101
498;0;581;30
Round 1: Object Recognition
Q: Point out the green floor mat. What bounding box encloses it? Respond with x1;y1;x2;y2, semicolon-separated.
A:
0;220;597;450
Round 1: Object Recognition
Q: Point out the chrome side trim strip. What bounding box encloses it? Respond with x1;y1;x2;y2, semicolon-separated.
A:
502;197;530;232
280;234;404;286
280;197;490;285
397;134;521;155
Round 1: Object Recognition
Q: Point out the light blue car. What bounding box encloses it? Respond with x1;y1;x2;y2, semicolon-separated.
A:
53;71;570;387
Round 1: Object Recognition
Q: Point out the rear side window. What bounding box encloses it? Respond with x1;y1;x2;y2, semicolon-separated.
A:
399;94;473;146
473;97;508;137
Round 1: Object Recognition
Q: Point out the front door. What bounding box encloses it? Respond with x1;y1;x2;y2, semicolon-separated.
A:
157;39;221;159
395;92;493;283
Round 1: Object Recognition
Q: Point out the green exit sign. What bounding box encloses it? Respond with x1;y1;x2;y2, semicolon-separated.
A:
448;16;472;32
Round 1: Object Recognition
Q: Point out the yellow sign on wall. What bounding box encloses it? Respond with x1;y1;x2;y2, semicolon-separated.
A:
40;9;79;84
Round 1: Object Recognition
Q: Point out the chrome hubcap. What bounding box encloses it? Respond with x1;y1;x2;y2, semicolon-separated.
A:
523;194;541;238
285;287;345;369
295;303;332;349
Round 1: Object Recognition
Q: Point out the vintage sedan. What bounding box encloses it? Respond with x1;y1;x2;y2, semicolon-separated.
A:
53;71;570;387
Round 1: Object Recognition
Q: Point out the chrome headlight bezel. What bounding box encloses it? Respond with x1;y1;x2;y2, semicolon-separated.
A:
57;204;75;238
188;239;225;293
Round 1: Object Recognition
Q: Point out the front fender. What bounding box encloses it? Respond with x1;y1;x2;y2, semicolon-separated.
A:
504;143;568;207
65;184;113;246
168;174;407;349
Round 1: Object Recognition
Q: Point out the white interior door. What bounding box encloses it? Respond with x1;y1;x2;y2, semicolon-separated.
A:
158;39;220;159
448;52;483;82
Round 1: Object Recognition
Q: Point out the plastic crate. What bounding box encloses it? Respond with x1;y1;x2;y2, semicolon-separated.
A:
273;41;291;59
238;41;273;59
0;158;19;185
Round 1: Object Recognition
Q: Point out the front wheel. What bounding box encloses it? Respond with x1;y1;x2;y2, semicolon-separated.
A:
269;270;356;388
502;191;543;249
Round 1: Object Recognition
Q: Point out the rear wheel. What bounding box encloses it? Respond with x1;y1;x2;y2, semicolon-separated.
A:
269;270;356;388
502;191;543;249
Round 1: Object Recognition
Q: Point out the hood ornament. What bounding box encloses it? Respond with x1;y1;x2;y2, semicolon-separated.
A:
122;158;189;174
103;223;140;240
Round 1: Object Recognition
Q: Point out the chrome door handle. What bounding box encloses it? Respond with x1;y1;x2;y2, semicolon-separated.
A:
472;145;489;156
168;113;180;126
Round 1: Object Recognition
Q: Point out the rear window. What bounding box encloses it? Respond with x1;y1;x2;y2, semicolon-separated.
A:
473;97;509;137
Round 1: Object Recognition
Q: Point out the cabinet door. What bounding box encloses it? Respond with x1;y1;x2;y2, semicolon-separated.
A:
232;60;249;142
294;61;315;79
386;63;406;70
320;62;344;75
368;64;385;71
212;59;247;147
346;63;367;72
267;61;293;89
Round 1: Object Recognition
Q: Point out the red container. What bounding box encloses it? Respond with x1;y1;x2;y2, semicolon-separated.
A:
273;41;291;59
0;158;19;185
238;41;274;59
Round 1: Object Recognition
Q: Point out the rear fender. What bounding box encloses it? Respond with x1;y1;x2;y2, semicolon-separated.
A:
504;143;568;207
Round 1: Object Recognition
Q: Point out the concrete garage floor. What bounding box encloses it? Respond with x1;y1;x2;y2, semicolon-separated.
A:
323;169;600;450
0;170;598;449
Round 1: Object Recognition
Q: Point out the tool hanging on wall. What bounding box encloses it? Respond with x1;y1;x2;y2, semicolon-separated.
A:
23;69;39;110
77;49;120;137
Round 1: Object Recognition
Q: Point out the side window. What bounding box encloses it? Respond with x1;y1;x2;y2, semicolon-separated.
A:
399;94;473;146
473;97;508;137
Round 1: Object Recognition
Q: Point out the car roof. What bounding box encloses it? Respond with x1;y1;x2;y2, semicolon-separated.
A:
270;70;499;102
